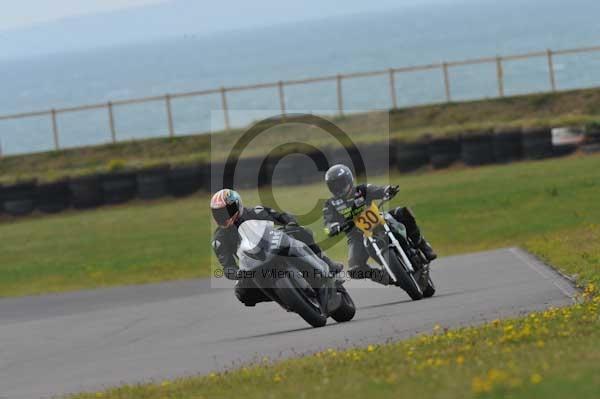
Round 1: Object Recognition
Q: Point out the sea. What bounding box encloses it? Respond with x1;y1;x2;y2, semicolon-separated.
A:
2;0;600;155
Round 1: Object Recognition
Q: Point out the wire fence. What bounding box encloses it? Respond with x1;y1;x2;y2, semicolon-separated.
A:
1;44;600;156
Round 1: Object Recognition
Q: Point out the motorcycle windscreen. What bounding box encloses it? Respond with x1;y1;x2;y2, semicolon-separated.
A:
236;219;275;267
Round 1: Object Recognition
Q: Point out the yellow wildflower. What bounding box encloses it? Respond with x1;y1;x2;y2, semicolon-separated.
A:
530;373;543;384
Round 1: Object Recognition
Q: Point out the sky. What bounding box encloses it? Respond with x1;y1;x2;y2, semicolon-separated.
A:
0;0;462;60
1;0;166;30
1;0;455;32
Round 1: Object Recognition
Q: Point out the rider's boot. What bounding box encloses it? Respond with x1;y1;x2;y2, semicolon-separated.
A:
417;237;437;262
320;254;344;275
393;207;437;262
348;264;390;285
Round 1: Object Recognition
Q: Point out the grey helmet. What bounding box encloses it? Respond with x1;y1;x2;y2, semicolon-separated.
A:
325;164;354;197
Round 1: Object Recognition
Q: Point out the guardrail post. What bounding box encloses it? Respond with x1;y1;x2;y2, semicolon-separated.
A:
165;94;175;138
442;63;452;102
51;109;60;150
278;81;286;117
336;74;344;116
496;56;505;97
107;102;117;143
547;49;557;92
220;87;231;131
389;68;398;109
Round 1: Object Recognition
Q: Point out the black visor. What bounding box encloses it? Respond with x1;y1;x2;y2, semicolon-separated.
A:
327;179;352;197
211;202;239;226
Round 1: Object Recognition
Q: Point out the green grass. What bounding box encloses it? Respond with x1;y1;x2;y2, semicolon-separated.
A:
526;224;600;288
3;87;600;183
68;226;600;399
2;153;600;297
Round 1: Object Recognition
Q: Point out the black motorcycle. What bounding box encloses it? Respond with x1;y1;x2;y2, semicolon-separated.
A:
237;219;356;327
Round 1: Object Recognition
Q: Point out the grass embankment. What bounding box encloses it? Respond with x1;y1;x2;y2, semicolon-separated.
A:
3;87;600;183
1;153;600;297
68;196;600;398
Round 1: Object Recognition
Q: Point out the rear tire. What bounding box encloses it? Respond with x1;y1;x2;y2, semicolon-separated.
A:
385;249;423;300
275;271;327;328
330;286;356;323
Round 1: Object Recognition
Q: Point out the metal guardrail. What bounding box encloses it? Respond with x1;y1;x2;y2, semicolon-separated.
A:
1;44;600;154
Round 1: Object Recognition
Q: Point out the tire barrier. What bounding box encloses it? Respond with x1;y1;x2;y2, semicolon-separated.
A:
581;125;600;154
395;140;430;172
1;181;37;216
168;164;204;197
137;166;170;200
1;121;597;222
37;180;70;214
428;137;461;169
299;150;329;184
461;133;495;166
209;161;230;192
325;146;356;173
232;156;270;189
69;175;104;209
357;142;394;176
270;154;298;186
493;128;522;163
270;153;310;186
522;127;553;159
102;172;137;205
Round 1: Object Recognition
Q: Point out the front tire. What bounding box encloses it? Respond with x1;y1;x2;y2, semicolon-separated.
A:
329;286;356;323
423;275;436;298
384;249;424;300
275;270;327;328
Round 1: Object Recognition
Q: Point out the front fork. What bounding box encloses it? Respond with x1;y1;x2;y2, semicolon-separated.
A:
366;223;416;285
367;235;399;284
383;223;415;273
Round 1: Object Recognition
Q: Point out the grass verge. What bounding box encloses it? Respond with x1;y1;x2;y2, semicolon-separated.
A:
68;228;600;399
1;153;600;297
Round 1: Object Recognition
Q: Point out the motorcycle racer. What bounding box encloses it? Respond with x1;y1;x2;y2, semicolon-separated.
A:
211;188;343;306
322;164;437;282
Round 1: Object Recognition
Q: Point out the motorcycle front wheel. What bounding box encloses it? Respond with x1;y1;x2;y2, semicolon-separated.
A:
384;248;424;300
275;269;327;328
329;285;356;323
423;274;436;298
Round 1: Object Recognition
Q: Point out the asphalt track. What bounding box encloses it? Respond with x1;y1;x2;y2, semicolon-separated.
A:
0;247;577;399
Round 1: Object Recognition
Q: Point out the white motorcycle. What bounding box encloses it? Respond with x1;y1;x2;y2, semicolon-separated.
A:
237;219;356;327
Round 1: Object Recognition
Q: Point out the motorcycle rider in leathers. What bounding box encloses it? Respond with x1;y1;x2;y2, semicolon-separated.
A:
211;188;343;306
322;164;437;283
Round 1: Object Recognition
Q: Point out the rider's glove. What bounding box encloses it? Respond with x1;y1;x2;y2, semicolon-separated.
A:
384;185;400;200
327;223;342;237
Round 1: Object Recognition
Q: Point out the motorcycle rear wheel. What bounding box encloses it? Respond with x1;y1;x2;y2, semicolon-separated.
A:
275;270;327;328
